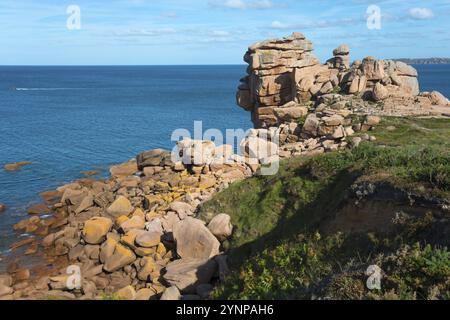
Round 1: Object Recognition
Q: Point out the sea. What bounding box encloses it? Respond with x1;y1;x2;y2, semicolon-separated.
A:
0;64;449;261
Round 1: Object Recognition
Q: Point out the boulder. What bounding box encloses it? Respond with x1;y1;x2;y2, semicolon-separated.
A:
74;194;94;214
110;161;137;178
100;237;118;263
119;215;145;233
115;285;136;300
207;214;233;241
372;83;388;101
136;149;170;170
0;203;6;213
145;218;164;235
163;258;217;293
0;275;13;287
173;217;220;260
364;115;381;126
302;114;319;136
135;288;156;300
103;243;136;272
27;203;50;215
273;106;308;122
0;284;13;297
160;286;181;300
107;196;133;217
240;136;278;160
429;91;449;105
177;139;216;166
169;201;194;219
333;44;349;56
82;217;113;245
135;231;161;248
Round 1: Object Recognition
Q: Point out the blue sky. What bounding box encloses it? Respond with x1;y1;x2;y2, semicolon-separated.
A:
0;0;449;65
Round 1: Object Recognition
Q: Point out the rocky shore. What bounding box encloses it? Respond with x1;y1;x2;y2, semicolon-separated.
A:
1;32;449;300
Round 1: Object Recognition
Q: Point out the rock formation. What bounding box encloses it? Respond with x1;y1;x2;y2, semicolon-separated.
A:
237;32;449;129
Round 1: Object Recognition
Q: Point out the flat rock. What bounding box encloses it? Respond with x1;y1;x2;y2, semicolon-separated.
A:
3;161;32;172
27;203;50;215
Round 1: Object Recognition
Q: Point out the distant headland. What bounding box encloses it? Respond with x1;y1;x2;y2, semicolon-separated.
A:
393;58;450;64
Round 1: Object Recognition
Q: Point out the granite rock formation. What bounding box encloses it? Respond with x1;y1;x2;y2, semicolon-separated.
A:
237;32;449;129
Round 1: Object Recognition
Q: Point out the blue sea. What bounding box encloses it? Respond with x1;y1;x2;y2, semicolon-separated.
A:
0;64;449;258
0;65;252;257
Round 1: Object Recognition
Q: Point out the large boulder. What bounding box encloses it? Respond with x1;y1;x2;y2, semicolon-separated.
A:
207;214;233;241
136;149;172;170
107;196;133;217
119;215;145;233
372;83;389;101
103;243;136;272
177;139;216;166
240;136;278;160
429;91;449;105
163;258;217;293
82;217;113;245
110;161;137;178
173;217;220;260
135;231;161;248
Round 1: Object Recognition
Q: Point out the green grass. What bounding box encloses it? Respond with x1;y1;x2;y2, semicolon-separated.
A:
198;117;450;300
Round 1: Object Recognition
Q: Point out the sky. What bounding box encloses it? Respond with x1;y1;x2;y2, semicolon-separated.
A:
0;0;449;65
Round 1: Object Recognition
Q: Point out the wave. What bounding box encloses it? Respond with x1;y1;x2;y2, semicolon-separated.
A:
14;87;86;91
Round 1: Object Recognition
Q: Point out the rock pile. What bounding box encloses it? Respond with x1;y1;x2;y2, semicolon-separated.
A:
1;144;250;300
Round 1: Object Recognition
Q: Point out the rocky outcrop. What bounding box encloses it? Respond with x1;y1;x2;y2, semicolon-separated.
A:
237;32;449;129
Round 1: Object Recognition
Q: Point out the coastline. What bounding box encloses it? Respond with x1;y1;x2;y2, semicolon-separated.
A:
1;32;450;300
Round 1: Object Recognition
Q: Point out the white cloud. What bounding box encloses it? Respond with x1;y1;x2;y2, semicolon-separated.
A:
271;20;289;29
113;28;176;37
214;0;274;10
408;8;434;20
270;19;351;30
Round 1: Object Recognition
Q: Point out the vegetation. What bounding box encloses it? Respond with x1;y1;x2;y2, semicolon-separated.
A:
199;117;450;300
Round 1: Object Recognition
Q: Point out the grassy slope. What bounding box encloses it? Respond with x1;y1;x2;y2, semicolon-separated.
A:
198;117;450;300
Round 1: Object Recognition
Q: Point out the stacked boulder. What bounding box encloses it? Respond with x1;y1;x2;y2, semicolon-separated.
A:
237;32;321;127
238;32;450;131
235;32;450;160
342;57;420;99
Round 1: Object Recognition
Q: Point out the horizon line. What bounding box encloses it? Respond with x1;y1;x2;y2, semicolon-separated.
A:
1;57;450;67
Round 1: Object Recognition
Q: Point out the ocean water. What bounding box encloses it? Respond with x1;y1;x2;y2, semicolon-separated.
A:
0;65;252;255
0;64;449;257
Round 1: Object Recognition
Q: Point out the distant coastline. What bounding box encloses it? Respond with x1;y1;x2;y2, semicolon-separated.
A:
394;58;450;65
